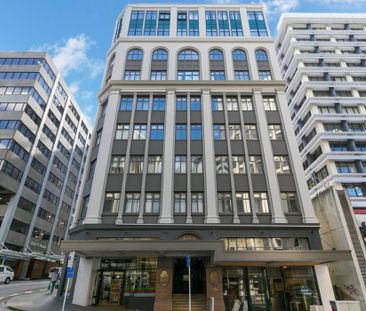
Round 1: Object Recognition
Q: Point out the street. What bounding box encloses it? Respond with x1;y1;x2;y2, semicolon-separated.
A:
0;280;49;310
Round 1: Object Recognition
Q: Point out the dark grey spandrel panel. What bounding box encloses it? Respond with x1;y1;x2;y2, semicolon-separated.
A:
175;141;187;154
173;215;186;224
176;111;187;123
101;215;117;224
151;111;165;123
286;214;303;224
231;141;245;154
210;60;225;71
246;141;262;155
112;140;128;154
96;116;105;131
174;174;187;191
125;174;143;191
257;215;272;224
256;60;271;70
190;111;202;123
145;174;162;191
220;215;234;224
214;141;228;155
191;174;205;191
191;141;203;154
151;60;168;71
143;216;159;224
192;216;205;224
216;175;232;191
212;112;225;123
243;112;256;123
106;174;123;191
265;111;281;123
90;145;99;161
233;175;249;191
125;60;142;71
178;60;199;71
148;141;163;154
130;141;146;154
227;111;241;123
238;215;253;224
123;216;138;223
278;175;297;191
250;175;267;191
134;111;148;123
271;141;288;155
117;111;132;123
233;60;248;70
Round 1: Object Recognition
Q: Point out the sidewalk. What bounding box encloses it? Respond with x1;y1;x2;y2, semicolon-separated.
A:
5;291;135;311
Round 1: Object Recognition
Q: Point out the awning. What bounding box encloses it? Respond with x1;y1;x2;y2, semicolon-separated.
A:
61;240;351;266
0;248;63;262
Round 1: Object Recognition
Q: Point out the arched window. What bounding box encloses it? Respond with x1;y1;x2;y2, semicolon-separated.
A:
178;49;199;61
152;49;168;61
255;49;269;61
151;49;168;80
232;49;247;61
232;49;250;80
209;49;224;61
255;49;272;80
124;48;143;80
209;49;225;80
127;49;143;60
177;49;200;80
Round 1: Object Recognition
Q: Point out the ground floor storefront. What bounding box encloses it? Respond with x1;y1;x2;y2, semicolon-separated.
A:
88;257;323;311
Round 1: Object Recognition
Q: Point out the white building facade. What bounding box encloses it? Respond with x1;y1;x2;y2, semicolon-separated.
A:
63;5;351;311
0;52;91;278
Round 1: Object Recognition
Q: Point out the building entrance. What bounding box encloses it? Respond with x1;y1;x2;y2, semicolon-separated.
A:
173;257;206;294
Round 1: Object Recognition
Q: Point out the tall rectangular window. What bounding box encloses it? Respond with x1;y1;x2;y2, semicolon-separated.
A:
191;124;202;140
244;125;258;140
148;156;162;173
133;124;147;140
189;11;199;36
128;11;145;36
177;11;188;36
268;125;283;140
274;156;290;174
176;124;187;140
281;193;298;213
129;156;144;173
232;156;246;174
254;192;269;213
175;155;187;173
153;96;165;111
104;192;120;214
206;11;217;36
157;11;170;36
150;124;164;140
174;193;186;213
177;11;199;36
236;193;251;213
241;96;253;111
136;96;149;110
191;156;203;173
249;156;263;174
216;156;229;174
217;11;230;36
218;193;232;213
212;96;224;111
115;124;129;140
120;96;133;110
124;193;140;213
190;96;201;111
248;11;268;37
229;11;243;36
110;156;125;174
213;124;226;140
145;193;160;213
192;193;204;213
229;125;242;140
176;96;187;111
144;11;157;36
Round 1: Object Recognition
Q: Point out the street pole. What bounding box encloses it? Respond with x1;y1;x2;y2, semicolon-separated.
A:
61;278;70;311
188;264;191;311
62;251;75;311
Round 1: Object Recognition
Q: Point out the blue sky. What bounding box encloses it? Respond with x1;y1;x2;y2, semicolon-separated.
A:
1;0;365;124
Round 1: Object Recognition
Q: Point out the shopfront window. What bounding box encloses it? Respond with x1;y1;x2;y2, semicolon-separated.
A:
94;258;157;307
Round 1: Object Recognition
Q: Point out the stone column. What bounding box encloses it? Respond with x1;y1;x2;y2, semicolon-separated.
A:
154;257;173;311
314;265;335;311
159;90;176;223
206;267;225;311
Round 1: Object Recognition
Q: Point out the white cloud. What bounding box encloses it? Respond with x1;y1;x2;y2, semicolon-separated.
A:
32;34;104;79
261;0;299;18
68;81;80;96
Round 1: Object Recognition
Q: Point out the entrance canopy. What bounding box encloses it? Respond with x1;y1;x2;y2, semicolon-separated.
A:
61;240;351;266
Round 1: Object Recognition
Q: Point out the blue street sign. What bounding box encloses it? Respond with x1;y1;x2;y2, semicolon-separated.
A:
67;267;74;278
186;256;191;268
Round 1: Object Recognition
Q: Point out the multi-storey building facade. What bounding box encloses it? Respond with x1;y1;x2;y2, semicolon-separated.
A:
276;14;366;306
63;5;350;311
276;14;366;222
0;52;91;279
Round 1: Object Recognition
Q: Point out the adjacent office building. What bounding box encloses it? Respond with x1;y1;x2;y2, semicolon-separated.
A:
0;52;91;278
276;14;366;305
63;5;351;311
